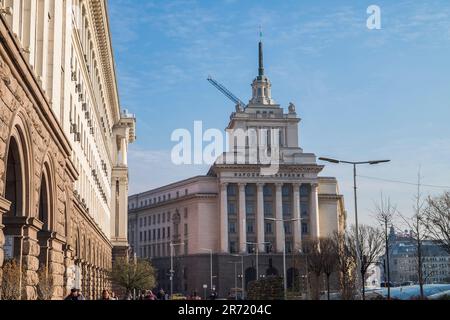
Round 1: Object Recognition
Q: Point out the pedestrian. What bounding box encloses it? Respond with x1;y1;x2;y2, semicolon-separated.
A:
157;289;166;300
209;289;218;300
111;291;118;300
64;288;79;301
100;289;111;300
144;290;157;300
76;289;85;300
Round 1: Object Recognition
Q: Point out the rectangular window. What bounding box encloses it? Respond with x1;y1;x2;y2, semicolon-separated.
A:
163;213;166;223
286;241;292;253
282;203;291;216
263;185;273;197
230;241;237;254
139;232;143;241
246;203;255;215
153;229;156;241
167;227;171;239
247;221;254;234
229;222;236;234
158;214;161;224
184;224;188;236
228;202;236;215
265;223;273;234
157;229;161;240
245;185;256;196
264;202;273;216
302;223;308;235
227;185;237;196
284;222;292;235
163;228;166;239
301;202;309;216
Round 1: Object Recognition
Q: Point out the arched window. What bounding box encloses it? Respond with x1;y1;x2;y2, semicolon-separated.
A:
5;137;24;217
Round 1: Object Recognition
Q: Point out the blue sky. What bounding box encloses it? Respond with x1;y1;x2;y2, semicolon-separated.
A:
109;0;450;226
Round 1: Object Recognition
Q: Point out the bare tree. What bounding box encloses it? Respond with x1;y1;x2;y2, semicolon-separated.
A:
303;239;322;300
373;194;396;299
424;192;450;254
398;171;428;299
332;231;357;300
0;259;24;300
320;238;338;300
37;265;54;300
348;225;384;300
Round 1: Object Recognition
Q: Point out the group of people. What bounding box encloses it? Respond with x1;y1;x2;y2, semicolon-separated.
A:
64;288;119;301
64;287;219;300
100;290;119;300
135;289;169;300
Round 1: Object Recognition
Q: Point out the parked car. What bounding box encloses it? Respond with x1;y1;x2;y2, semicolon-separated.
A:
171;293;187;300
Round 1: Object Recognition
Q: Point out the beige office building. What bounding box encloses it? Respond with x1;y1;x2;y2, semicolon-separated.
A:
0;0;135;299
128;41;346;297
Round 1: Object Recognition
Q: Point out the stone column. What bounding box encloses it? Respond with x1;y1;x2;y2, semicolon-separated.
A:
238;183;247;253
310;183;320;239
4;217;43;300
48;236;65;299
275;183;284;253
63;245;74;297
256;183;265;253
292;183;302;251
219;183;229;253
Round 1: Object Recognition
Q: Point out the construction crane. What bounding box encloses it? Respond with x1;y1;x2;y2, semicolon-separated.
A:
207;76;247;109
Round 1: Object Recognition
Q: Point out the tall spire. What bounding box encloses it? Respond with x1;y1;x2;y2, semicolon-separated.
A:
258;27;264;78
258;41;264;77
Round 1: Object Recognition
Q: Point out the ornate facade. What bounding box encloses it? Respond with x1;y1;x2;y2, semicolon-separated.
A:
0;0;134;300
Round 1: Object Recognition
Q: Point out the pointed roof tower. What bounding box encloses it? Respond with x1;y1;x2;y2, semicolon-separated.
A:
249;33;276;106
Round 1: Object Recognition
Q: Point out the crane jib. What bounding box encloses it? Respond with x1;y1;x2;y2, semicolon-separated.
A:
207;77;246;108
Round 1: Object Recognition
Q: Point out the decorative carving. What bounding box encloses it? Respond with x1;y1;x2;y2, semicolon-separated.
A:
288;102;296;113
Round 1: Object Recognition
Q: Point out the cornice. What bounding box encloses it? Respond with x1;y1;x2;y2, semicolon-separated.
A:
129;192;218;213
89;0;120;124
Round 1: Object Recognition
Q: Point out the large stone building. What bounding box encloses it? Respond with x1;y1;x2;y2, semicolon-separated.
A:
0;0;135;299
128;41;346;297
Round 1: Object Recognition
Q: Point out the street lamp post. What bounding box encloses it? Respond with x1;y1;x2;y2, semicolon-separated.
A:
201;248;213;294
228;261;242;300
299;249;309;300
245;242;271;283
319;157;390;299
265;217;302;300
170;241;185;298
231;254;246;299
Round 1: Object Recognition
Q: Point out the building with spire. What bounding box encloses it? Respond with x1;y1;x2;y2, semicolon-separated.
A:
128;39;346;297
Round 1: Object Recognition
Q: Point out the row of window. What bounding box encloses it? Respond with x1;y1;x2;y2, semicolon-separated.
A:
227;184;311;197
139;212;171;227
139;227;171;242
139;241;189;258
130;189;190;209
228;241;295;254
228;222;308;235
